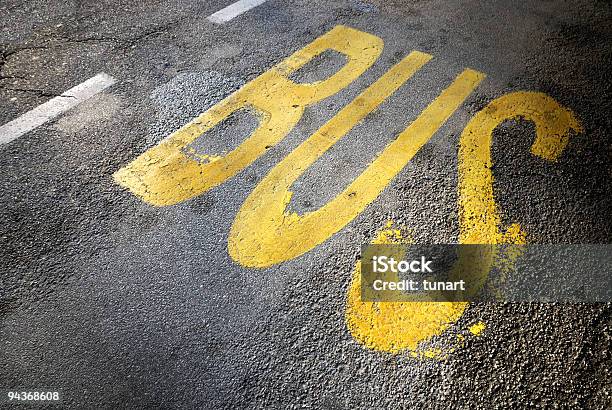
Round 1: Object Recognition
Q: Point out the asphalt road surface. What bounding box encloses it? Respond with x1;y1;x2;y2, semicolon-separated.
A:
1;0;611;408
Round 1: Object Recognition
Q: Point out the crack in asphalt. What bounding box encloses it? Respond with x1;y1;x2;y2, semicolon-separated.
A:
0;18;182;57
0;20;181;91
2;87;76;98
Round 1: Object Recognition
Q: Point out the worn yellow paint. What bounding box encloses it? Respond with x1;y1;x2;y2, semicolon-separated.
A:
113;25;383;206
229;61;484;267
344;92;582;355
373;220;404;244
345;221;469;354
468;321;486;336
422;348;444;359
409;348;446;360
458;91;582;245
452;91;582;299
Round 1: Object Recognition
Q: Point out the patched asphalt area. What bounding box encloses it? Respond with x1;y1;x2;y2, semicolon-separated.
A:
1;0;611;408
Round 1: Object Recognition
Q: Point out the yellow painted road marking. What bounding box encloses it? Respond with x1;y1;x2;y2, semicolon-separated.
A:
229;64;484;268
458;91;583;244
114;26;383;205
345;92;582;355
113;25;584;356
468;321;486;336
345;221;469;354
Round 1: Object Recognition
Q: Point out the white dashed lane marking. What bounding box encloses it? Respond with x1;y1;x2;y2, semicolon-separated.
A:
207;0;269;24
0;72;116;145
